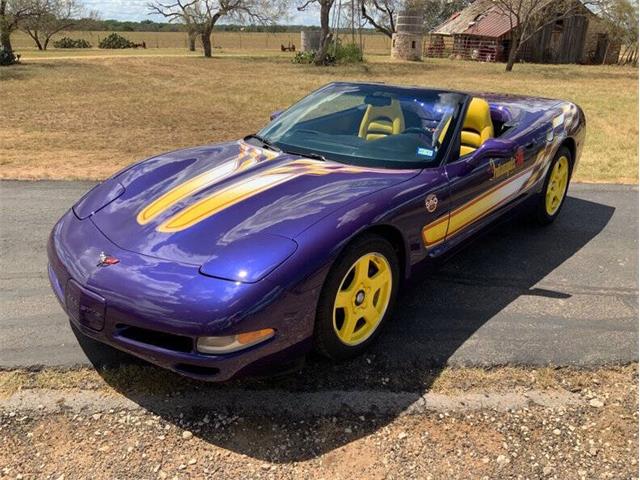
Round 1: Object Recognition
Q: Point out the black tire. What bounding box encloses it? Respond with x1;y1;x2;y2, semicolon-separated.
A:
533;146;572;225
314;234;400;361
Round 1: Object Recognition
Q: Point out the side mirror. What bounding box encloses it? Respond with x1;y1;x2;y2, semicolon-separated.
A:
270;109;284;121
477;138;517;157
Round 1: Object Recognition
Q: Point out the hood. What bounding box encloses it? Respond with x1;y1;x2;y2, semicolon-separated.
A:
91;141;417;266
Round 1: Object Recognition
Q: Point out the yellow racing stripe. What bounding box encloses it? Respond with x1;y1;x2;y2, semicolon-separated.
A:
137;154;250;225
156;159;366;233
137;142;282;225
157;172;297;232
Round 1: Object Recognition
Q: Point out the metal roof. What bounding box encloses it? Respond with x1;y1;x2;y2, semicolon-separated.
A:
432;0;517;38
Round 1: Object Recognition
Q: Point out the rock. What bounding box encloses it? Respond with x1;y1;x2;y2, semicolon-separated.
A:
188;459;197;465
182;430;193;440
589;399;604;408
543;466;553;476
496;455;510;465
344;427;352;434
553;429;561;435
398;432;408;440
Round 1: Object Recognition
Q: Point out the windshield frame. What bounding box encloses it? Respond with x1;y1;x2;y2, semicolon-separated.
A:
257;82;469;170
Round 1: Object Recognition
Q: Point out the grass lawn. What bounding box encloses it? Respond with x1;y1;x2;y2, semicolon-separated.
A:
0;51;637;182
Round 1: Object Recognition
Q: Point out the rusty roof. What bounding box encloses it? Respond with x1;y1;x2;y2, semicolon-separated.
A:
432;0;517;38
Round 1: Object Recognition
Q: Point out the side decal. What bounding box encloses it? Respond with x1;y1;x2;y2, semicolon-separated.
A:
422;166;534;247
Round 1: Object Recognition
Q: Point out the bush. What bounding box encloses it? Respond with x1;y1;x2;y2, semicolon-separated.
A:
98;33;136;49
292;51;315;64
0;47;18;66
53;37;92;49
292;41;363;66
335;42;363;64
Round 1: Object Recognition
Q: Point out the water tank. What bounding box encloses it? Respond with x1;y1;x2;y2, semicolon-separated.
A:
391;9;424;61
301;30;322;52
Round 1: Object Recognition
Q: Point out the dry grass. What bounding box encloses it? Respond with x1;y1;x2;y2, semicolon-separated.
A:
0;51;637;182
11;30;392;54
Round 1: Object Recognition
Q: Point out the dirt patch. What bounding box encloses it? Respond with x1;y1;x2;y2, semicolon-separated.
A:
0;365;637;479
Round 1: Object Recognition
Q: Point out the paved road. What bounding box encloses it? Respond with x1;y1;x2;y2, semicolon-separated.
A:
0;181;637;373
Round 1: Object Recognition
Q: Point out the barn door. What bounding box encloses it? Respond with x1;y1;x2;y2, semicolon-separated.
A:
594;33;609;64
560;15;588;63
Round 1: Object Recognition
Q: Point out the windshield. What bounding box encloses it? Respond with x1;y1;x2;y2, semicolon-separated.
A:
258;83;465;169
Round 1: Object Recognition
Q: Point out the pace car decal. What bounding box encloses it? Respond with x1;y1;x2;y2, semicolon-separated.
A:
422;166;535;247
156;159;364;233
423;102;577;248
137;142;279;225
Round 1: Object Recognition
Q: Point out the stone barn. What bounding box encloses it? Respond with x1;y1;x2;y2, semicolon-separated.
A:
425;0;621;65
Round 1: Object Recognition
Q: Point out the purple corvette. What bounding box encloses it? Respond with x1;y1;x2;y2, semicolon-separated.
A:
48;82;585;381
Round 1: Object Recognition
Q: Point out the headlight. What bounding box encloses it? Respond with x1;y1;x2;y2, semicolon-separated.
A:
199;233;297;283
196;328;275;354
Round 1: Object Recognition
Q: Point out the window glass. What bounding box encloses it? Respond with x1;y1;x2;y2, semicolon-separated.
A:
258;83;466;169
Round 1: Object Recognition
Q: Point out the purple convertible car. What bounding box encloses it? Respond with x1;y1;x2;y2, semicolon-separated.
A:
48;82;586;380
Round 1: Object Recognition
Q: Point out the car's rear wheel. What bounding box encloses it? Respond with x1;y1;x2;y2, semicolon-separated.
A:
533;146;572;224
314;234;399;360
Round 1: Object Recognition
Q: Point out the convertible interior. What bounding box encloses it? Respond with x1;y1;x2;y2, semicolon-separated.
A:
271;89;516;167
357;96;498;157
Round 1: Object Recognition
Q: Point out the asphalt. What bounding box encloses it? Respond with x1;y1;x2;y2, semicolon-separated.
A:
0;181;637;372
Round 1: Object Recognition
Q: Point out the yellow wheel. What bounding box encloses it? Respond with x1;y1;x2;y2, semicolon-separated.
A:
545;155;570;216
315;234;399;360
333;253;393;346
534;147;572;225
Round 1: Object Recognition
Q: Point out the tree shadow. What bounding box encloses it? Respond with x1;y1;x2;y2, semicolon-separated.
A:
75;194;615;462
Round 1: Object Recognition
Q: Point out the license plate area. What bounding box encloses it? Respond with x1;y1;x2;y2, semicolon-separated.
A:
66;279;106;331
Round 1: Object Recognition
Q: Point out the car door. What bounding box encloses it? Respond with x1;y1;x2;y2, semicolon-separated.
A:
443;143;521;249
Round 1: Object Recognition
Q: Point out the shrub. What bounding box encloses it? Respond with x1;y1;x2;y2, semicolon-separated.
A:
335;42;363;64
0;47;18;66
98;33;136;49
292;41;363;66
53;37;92;49
292;50;315;64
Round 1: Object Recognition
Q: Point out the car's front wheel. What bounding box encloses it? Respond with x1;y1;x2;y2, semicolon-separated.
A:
314;234;399;360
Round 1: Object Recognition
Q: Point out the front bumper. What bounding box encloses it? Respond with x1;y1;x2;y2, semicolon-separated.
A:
47;210;317;381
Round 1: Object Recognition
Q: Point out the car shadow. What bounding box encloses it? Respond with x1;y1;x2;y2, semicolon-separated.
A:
74;194;615;462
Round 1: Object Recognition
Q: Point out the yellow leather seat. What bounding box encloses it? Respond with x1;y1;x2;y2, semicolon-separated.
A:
460;98;494;156
358;99;405;141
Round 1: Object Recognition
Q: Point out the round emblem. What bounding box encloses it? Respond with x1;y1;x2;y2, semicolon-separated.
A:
425;194;438;213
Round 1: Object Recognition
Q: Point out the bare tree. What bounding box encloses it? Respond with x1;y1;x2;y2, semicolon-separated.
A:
148;0;288;58
186;21;198;51
594;0;638;65
360;0;397;38
20;0;82;50
297;0;336;65
0;0;41;56
489;0;594;71
358;0;469;39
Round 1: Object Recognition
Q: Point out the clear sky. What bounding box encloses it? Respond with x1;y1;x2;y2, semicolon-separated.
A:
82;0;320;24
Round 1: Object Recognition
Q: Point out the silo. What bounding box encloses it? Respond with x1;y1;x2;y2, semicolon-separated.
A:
301;30;322;52
391;9;424;61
